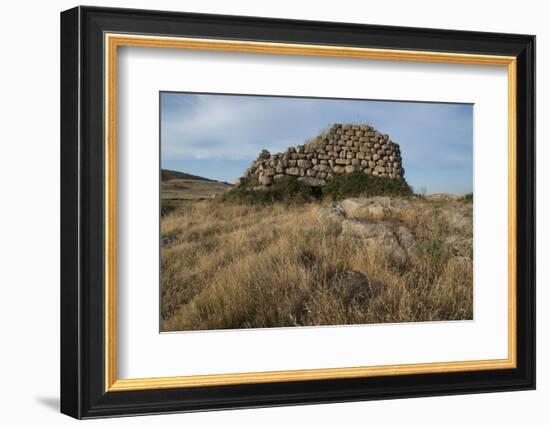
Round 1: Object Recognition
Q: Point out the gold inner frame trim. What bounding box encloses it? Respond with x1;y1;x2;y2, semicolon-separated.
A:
104;33;518;392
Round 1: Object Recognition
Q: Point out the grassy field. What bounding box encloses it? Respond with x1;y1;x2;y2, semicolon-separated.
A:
161;177;233;217
162;178;232;201
160;190;473;331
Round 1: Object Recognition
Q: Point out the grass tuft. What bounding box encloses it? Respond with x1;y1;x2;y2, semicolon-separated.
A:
324;172;413;200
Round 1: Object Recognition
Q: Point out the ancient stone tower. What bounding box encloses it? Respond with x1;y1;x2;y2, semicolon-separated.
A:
235;123;404;187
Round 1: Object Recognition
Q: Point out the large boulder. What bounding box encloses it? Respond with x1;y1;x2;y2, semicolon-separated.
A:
340;220;409;263
340;196;412;219
317;197;418;263
318;202;346;222
258;175;272;186
285;167;300;176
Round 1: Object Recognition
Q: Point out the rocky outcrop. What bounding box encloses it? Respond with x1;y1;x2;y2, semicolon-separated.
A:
317;195;473;264
339;197;413;219
318;197;417;264
235;123;405;188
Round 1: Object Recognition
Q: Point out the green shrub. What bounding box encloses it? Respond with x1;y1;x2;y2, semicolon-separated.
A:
461;193;473;203
323;172;412;200
222;176;322;205
223;172;412;205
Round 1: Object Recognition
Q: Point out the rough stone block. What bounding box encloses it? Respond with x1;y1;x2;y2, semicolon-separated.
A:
297;159;312;168
259;175;272;185
298;177;326;187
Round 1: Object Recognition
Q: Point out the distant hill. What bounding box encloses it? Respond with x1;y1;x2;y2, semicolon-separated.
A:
161;169;226;183
161;169;233;204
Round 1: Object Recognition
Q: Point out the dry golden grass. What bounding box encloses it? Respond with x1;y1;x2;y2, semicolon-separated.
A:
160;197;473;331
162;178;232;201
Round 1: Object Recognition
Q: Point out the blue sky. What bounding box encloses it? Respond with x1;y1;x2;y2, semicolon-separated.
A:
161;92;473;194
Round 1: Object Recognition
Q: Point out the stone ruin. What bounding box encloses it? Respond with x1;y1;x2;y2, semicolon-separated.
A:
234;123;405;188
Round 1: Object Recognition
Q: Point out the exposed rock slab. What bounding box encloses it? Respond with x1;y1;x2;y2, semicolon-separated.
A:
318;202;346;222
318;195;473;266
340;196;412;219
341;219;410;263
318;197;417;263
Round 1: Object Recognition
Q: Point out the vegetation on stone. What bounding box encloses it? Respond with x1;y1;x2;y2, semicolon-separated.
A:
222;172;412;205
222;175;322;205
323;171;412;200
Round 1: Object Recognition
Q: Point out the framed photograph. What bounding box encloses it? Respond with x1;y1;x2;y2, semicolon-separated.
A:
60;6;535;419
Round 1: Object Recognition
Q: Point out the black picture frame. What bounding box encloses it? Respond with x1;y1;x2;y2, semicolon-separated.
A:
60;5;535;419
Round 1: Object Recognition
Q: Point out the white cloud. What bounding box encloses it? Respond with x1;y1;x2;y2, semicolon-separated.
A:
161;95;333;160
160;93;473;194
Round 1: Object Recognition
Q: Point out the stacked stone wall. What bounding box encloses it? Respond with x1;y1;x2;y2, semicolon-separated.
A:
235;123;405;188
